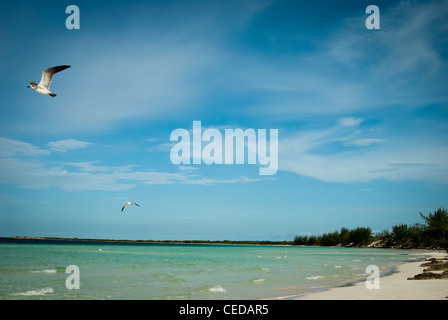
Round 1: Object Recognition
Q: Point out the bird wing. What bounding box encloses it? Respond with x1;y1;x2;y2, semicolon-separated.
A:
122;202;140;212
39;65;71;89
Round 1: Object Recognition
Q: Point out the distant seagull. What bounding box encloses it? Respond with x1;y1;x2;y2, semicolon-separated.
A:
27;65;71;97
121;202;140;212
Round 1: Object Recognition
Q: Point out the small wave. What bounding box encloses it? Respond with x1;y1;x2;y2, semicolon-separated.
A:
11;287;54;296
261;267;270;271
31;269;57;274
306;276;323;280
334;265;342;268
253;278;265;283
209;285;226;293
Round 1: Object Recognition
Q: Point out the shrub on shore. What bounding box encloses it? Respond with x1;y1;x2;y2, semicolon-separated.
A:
293;226;372;247
293;207;448;252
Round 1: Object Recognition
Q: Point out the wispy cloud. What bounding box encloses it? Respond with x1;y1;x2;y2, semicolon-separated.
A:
242;0;448;118
8;1;446;134
339;117;363;128
48;139;93;152
279;117;448;184
177;166;198;171
0;137;269;191
344;138;385;147
0;137;50;158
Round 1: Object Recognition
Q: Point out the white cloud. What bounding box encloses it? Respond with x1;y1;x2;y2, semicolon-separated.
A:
177;166;198;171
0;137;269;191
11;1;446;135
344;138;385;147
279;118;448;184
48;139;93;152
339;117;363;128
0;137;50;158
242;0;448;118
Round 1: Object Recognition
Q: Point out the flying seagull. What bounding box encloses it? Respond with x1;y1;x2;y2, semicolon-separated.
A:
27;65;71;97
121;202;140;212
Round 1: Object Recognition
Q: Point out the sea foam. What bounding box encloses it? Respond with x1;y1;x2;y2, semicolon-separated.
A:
209;285;227;293
31;269;57;274
11;287;54;296
306;276;324;280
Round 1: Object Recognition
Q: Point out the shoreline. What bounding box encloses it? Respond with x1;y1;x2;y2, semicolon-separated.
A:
1;236;292;246
294;251;448;300
1;236;443;250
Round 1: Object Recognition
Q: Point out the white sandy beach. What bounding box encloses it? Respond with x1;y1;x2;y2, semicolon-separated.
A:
296;251;448;300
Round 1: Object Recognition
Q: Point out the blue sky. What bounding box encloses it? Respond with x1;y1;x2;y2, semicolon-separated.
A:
0;0;447;240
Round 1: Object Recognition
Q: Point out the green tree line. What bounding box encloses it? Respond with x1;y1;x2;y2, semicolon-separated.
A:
293;208;448;252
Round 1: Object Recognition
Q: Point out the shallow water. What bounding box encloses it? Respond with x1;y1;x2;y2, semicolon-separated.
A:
0;242;428;300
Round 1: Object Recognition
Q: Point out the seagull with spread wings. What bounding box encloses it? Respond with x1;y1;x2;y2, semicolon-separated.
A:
27;65;71;97
121;202;140;212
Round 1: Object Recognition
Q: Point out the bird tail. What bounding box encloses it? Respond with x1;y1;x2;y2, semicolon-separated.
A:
49;93;56;97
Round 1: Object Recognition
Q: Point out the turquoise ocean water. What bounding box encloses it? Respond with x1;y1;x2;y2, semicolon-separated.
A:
0;241;428;300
